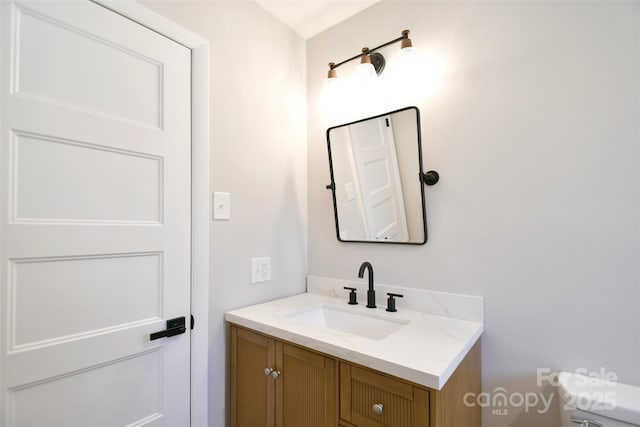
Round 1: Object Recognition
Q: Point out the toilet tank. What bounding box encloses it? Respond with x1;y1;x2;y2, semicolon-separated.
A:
558;371;640;427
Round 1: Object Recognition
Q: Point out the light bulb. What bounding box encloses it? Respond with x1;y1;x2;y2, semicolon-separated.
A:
398;46;416;58
397;46;418;70
355;62;377;81
320;74;347;125
355;48;378;83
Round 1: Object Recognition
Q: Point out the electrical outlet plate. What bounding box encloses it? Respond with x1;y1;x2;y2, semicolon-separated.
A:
251;257;271;284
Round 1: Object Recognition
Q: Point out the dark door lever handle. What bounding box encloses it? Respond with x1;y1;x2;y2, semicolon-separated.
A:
150;316;186;341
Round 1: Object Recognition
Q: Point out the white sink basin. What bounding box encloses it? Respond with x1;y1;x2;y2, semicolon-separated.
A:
287;305;409;340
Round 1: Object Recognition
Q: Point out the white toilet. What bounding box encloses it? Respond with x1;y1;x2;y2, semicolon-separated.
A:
558;371;640;427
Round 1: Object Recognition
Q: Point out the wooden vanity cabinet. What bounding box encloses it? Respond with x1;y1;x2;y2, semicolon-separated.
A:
229;327;273;426
340;363;429;427
338;341;481;427
229;325;338;427
228;324;480;427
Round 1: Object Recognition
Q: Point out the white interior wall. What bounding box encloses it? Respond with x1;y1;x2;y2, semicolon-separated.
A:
307;2;640;426
140;2;307;426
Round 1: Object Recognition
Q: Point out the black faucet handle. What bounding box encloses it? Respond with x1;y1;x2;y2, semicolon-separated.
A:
386;293;404;312
343;287;358;305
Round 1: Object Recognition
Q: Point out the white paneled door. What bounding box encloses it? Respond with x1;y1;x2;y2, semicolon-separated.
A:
348;116;408;241
0;1;192;426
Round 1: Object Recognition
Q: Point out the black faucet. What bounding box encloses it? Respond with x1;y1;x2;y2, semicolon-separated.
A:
358;261;376;308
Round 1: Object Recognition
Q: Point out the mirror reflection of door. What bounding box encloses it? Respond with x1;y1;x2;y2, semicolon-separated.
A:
326;106;427;244
347;116;408;241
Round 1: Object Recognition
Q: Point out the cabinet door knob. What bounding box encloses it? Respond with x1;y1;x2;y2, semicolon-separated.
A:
264;367;273;376
372;403;384;415
571;418;602;427
270;370;281;379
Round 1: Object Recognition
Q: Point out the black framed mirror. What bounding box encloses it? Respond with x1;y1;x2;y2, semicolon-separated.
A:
326;106;435;245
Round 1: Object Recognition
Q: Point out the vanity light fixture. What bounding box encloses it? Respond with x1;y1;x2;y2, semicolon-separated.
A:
326;29;415;82
355;48;378;81
398;29;415;58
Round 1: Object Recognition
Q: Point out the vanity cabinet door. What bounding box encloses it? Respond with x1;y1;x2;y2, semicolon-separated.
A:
229;327;276;427
276;343;337;427
229;325;338;427
340;363;429;427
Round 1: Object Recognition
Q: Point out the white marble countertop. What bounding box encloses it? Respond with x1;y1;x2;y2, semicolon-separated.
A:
225;291;483;390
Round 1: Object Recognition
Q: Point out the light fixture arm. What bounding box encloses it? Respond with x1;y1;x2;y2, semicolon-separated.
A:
328;30;411;71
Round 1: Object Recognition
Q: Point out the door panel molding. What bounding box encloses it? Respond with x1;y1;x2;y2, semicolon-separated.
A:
92;2;211;425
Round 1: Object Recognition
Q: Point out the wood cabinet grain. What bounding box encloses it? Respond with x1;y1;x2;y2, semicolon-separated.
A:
228;324;480;427
229;326;337;427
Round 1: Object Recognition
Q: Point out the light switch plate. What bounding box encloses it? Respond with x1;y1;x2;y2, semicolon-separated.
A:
213;192;230;220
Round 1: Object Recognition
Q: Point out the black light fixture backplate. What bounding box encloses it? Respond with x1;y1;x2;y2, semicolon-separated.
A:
369;52;386;75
